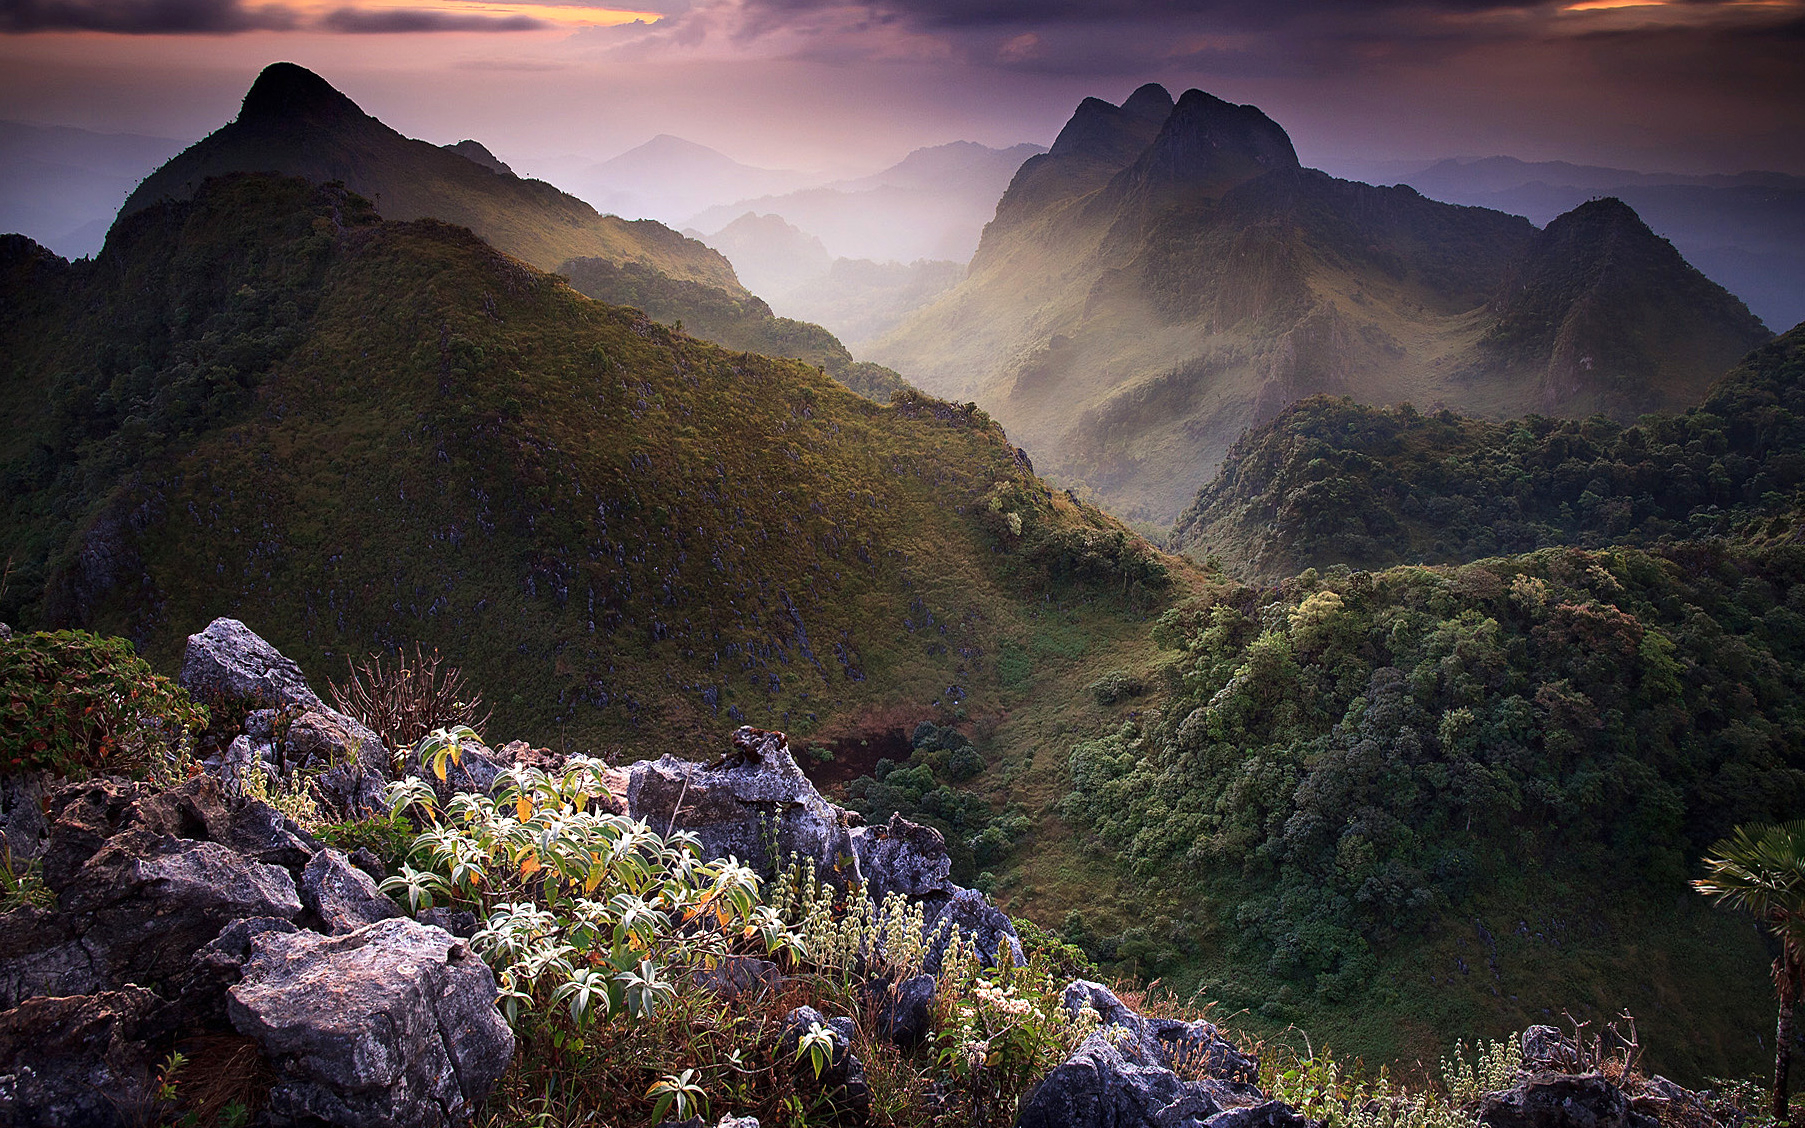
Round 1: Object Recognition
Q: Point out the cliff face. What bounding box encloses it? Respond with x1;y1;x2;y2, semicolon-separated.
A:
872;85;1769;525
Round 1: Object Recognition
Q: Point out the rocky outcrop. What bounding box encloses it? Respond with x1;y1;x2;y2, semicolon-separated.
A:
301;847;403;934
1476;1072;1655;1128
0;747;504;1127
0;986;179;1128
628;727;1023;970
1;776;309;1009
180;618;392;817
229;918;514;1128
1470;1027;1734;1128
178;617;328;712
628;727;857;882
1017;981;1269;1128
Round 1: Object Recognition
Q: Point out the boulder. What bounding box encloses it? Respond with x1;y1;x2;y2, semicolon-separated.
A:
229;917;514;1128
1476;1072;1657;1128
130;774;320;872
628;728;857;883
853;813;955;901
778;1005;871;1119
417;906;478;939
0;986;178;1128
1016;982;1267;1128
176;620;393;816
868;972;936;1048
178;617;326;713
924;886;1024;971
850;813;1023;970
286;709;393;819
53;830;303;991
300;848;402;934
0;770;51;863
1521;1025;1582;1072
174;915;301;1029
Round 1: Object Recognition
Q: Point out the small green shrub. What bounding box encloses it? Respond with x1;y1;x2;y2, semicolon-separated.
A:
1086;670;1144;706
1;629;208;778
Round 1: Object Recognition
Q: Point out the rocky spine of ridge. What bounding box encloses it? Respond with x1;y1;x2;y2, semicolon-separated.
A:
120;63;742;288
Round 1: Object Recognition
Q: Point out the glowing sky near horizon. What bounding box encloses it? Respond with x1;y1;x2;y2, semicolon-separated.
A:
1;0;1801;178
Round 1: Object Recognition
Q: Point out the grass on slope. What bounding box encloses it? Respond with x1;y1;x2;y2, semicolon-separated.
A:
0;173;1182;764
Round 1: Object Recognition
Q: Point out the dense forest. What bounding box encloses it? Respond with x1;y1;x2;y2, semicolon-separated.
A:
1172;326;1805;578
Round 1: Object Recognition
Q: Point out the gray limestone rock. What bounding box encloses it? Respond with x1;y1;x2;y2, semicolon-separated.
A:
778;1005;871;1119
1016;982;1269;1128
1476;1073;1657;1128
229;917;514;1128
300;848;402;934
178;617;325;713
628;727;858;884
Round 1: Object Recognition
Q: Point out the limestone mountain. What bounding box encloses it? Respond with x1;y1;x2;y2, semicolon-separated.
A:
0;172;1176;756
869;84;1770;525
122;62;740;289
1171;324;1805;578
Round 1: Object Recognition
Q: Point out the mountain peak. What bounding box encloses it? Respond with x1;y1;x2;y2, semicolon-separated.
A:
238;62;368;128
1132;88;1299;197
1121;83;1175;124
444;139;513;176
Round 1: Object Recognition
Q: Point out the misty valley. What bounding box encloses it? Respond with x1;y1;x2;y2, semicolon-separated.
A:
3;60;1805;1128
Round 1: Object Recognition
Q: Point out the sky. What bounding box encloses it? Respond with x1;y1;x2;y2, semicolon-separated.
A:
1;0;1802;180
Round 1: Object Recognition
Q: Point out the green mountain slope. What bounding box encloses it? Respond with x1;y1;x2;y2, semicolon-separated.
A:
0;173;1177;755
1059;533;1803;1081
1172;324;1805;578
869;85;1770;525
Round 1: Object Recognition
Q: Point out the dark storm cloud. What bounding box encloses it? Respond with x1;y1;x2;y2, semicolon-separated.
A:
318;5;546;31
0;0;552;33
0;0;300;33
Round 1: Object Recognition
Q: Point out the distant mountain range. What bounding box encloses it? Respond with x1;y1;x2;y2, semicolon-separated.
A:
869;84;1772;525
106;63;916;401
0;120;187;259
694;211;964;348
122;63;740;289
689;140;1046;264
546;133;819;228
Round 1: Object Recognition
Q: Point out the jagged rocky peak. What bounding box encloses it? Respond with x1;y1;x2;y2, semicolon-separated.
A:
1046;84;1173;164
444;139;513;176
1121;81;1177;124
1128;87;1300;199
236;62;370;129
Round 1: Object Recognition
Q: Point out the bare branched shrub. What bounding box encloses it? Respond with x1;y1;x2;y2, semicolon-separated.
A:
328;643;491;753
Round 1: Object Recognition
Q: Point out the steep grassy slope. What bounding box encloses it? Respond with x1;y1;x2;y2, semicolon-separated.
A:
123;63;737;287
0;173;1179;757
870;85;1769;526
1173;324;1805;578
